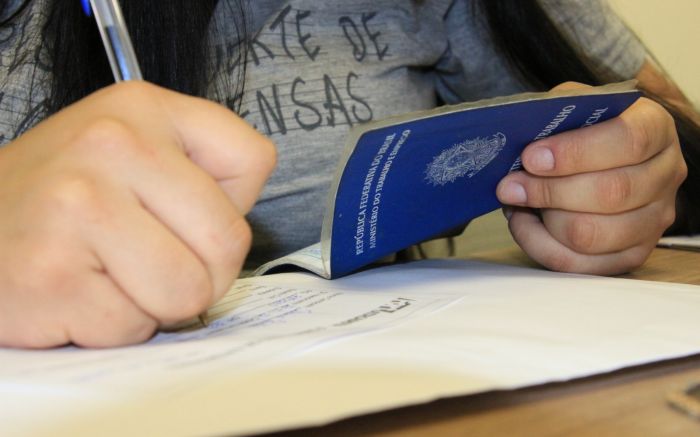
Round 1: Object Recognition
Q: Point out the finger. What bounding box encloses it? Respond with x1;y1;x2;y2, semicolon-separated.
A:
58;171;223;324
507;208;655;275
158;90;277;213
497;143;682;213
66;271;159;348
540;199;676;255
71;121;250;304
0;240;156;348
59;83;275;214
122;83;276;213
521;98;676;176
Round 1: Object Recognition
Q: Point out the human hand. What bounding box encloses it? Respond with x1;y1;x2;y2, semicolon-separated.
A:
0;82;275;348
496;83;687;275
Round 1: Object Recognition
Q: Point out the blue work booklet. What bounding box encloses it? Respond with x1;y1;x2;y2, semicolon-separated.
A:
255;82;642;279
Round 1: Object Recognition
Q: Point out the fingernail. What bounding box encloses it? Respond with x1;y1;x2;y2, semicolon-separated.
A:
529;146;555;171
500;182;527;204
502;206;513;220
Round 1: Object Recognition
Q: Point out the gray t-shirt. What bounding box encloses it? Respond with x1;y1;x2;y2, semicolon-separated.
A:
0;0;646;267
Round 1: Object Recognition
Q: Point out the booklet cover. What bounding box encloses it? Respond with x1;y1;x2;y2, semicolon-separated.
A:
255;82;642;278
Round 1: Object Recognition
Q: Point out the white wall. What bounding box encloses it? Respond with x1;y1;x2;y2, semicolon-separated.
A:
609;0;700;107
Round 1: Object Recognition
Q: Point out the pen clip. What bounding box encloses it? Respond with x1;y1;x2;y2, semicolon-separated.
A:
81;0;92;16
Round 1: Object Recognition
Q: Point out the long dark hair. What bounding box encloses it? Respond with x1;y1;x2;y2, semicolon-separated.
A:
1;0;698;233
43;1;218;114
4;0;248;115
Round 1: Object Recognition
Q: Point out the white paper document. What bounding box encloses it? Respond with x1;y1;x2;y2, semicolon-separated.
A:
2;259;700;437
658;234;700;250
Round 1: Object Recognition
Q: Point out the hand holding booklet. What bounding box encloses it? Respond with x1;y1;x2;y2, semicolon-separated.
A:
255;82;641;278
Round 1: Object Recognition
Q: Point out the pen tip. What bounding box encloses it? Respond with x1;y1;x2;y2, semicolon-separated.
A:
198;313;210;327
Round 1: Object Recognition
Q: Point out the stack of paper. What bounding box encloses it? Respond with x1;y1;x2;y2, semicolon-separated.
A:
658;235;700;250
1;259;699;436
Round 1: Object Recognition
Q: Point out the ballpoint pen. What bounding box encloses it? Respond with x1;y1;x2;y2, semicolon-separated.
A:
83;0;142;82
82;0;210;328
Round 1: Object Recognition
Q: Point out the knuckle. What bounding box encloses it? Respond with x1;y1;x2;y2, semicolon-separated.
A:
241;135;277;178
566;214;599;253
216;214;253;255
645;98;676;137
659;105;676;136
129;319;159;344
233;218;253;264
174;268;213;320
659;204;677;230
100;81;162;106
76;116;130;142
597;171;632;211
40;173;105;221
20;253;74;299
506;211;524;239
232;217;253;251
532;179;553;208
540;250;575;273
552;81;586;91
659;116;677;152
623;116;650;162
675;157;689;187
71;117;144;158
209;216;252;273
621;246;652;272
628;99;674;157
564;133;587;170
260;137;278;174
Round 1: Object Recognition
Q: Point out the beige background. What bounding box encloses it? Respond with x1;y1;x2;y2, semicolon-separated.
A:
610;0;700;107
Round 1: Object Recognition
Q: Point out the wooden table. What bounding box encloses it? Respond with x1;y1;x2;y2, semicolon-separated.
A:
265;214;700;437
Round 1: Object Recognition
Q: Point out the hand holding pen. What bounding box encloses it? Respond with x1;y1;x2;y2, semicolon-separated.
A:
82;0;217;328
0;0;275;349
81;0;252;326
